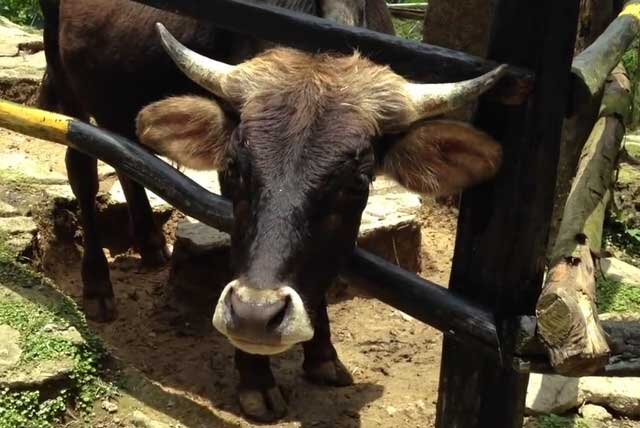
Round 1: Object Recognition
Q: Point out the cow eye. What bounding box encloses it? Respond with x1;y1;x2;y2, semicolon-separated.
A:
346;173;372;194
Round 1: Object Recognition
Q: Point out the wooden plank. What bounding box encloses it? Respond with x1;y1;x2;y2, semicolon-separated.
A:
435;0;581;427
132;0;533;104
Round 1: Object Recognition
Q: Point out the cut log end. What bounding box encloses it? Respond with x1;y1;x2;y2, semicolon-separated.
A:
536;240;610;375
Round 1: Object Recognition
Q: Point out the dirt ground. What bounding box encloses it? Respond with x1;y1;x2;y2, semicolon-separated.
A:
0;127;456;427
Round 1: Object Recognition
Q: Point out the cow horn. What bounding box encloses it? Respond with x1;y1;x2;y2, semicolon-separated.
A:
156;23;235;100
405;65;508;119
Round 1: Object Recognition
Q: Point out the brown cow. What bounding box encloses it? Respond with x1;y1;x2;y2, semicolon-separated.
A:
39;0;503;421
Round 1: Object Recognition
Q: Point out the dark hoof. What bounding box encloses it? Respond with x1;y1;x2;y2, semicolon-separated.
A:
238;386;287;422
304;358;354;386
140;244;172;268
83;295;117;322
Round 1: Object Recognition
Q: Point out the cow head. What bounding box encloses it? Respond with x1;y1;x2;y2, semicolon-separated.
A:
136;24;504;355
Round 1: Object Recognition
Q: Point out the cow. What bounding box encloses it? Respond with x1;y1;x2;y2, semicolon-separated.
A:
38;0;505;422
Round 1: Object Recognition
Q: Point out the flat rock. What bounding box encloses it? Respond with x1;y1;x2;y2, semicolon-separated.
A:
41;324;85;346
601;257;640;287
0;216;37;235
526;373;640;418
0;358;74;390
0;325;21;372
130;410;172;428
0;200;18;217
0;17;42;56
580;377;640;417
579;403;613;421
0;152;67;185
525;373;582;415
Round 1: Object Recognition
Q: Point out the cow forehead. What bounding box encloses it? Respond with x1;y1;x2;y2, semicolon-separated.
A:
224;48;414;134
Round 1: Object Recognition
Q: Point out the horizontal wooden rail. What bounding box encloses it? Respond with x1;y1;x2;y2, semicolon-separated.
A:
131;0;533;105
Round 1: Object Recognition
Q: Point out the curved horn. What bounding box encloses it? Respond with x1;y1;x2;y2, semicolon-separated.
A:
156;22;235;99
406;65;508;119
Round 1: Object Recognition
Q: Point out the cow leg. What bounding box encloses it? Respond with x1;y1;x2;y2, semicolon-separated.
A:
303;297;353;386
235;350;287;422
66;148;116;322
115;173;170;267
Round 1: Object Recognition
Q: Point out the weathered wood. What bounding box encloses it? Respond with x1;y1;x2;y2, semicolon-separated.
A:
132;0;533;104
514;314;640;376
536;65;631;376
435;0;581;426
547;0;615;254
572;1;640;100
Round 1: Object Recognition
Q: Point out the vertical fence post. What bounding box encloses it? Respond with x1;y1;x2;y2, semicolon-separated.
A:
435;0;581;427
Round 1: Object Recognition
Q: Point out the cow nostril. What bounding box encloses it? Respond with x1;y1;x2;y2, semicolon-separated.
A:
266;295;290;332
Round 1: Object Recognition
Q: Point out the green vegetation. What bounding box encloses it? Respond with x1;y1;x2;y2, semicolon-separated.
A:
529;415;590;428
393;17;423;42
0;0;42;27
0;235;116;428
597;275;640;313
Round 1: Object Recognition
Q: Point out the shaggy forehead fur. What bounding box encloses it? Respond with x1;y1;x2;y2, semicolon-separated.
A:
224;48;418;136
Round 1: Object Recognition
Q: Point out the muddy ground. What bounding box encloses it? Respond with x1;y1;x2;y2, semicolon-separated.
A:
0;127;456;427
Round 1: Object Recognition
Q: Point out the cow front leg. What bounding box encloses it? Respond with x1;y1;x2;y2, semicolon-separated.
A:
303;297;353;386
235;350;287;422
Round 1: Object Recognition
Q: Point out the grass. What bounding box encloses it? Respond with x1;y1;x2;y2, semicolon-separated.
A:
597;274;640;314
0;233;116;428
393;17;423;42
0;0;42;27
529;415;591;428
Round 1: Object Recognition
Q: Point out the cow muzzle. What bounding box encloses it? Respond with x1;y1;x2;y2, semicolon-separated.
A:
212;279;314;355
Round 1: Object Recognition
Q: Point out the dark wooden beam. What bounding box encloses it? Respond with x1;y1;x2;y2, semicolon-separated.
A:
131;0;533;105
435;0;582;427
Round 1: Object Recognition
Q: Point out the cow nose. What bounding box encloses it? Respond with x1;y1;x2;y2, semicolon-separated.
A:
212;279;314;355
229;286;290;333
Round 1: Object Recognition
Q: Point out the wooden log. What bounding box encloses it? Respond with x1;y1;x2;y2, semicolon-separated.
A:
536;65;631;376
547;0;615;255
514;314;640;376
435;0;581;426
572;0;640;101
132;0;533;104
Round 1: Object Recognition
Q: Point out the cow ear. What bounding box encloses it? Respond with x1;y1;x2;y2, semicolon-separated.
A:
379;120;502;196
136;96;233;170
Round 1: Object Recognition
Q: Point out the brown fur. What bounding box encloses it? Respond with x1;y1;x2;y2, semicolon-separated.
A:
136;96;233;170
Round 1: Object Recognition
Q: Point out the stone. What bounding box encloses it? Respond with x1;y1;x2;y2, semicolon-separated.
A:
130;410;172;428
0;216;37;255
600;257;640;287
525;373;582;415
174;217;230;255
0;216;37;235
101;399;118;413
41;324;85;346
0;358;74;389
579;403;613;421
0;200;18;218
580;377;640;417
0;152;67;185
0;325;21;372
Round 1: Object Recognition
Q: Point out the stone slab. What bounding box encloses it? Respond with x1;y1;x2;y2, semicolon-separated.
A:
0;152;67;185
0;325;21;372
0;358;74;390
0;200;18;218
601;257;640;287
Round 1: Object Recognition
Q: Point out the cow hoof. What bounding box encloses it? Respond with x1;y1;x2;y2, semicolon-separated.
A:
83;296;117;322
304;358;354;386
140;244;172;268
238;386;287;422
